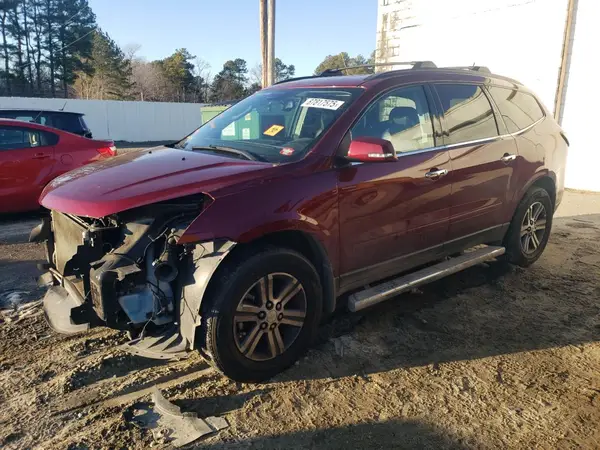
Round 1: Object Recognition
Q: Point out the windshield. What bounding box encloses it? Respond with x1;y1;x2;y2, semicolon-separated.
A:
176;87;363;163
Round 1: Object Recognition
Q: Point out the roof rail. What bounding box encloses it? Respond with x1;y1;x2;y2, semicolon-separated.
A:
319;61;437;76
273;75;322;85
445;65;491;74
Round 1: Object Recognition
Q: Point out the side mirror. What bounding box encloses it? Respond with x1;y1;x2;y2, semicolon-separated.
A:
346;137;397;163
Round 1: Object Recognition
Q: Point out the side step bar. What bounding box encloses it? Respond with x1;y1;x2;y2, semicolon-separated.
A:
348;246;505;312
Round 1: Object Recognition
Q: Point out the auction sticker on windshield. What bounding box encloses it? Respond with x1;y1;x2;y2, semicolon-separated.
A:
264;124;285;136
301;98;345;110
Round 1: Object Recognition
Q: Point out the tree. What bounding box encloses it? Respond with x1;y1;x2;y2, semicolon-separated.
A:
275;58;295;82
73;29;132;100
55;0;96;97
249;57;295;86
0;4;11;94
314;51;375;75
210;58;248;102
157;48;196;102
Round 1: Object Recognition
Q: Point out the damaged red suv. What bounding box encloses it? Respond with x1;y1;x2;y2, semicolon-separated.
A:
32;62;567;382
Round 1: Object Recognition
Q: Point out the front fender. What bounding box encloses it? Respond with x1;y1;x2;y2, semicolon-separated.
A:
177;172;339;272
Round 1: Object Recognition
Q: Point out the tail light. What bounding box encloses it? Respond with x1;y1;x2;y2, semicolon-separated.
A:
97;145;117;156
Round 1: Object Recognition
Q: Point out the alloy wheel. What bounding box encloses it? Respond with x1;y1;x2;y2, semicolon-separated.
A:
520;201;547;255
233;273;307;362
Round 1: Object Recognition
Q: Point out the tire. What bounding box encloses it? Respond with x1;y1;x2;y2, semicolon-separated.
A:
200;248;322;382
503;186;553;267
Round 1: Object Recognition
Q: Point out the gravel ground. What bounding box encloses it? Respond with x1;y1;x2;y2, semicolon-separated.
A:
0;190;599;449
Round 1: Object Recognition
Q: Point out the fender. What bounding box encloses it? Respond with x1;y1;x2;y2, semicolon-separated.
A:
176;171;340;347
177;170;340;273
513;169;556;207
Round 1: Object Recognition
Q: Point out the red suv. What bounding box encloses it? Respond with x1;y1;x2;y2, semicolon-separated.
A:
32;62;567;382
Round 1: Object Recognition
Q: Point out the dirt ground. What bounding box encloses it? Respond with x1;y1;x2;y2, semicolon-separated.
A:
1;190;599;449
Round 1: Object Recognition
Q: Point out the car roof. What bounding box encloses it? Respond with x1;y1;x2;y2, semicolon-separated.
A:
0;108;84;115
268;75;371;89
0;117;66;132
268;67;523;90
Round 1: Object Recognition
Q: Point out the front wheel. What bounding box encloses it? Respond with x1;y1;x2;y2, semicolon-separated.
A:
503;186;553;267
200;248;322;382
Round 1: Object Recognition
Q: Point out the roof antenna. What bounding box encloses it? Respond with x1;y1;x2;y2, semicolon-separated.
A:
59;100;67;111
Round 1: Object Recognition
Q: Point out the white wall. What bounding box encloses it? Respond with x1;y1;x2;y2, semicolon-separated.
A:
375;0;600;192
0;97;204;142
377;0;568;113
560;0;599;191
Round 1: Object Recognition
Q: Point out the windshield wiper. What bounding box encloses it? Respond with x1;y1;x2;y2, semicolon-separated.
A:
191;145;264;162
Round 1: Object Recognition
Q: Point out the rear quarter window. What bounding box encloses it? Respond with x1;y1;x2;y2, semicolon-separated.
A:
46;113;86;134
488;87;545;134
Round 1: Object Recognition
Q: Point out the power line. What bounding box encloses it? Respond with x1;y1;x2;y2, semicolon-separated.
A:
13;25;97;71
56;26;97;54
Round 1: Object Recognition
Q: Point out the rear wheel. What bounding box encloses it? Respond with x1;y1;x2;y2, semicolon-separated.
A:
503;186;553;267
200;248;322;382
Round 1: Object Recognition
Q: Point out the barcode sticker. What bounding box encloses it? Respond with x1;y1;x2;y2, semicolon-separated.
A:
301;98;345;110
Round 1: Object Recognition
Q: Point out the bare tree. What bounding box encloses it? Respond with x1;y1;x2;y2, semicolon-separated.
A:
193;57;211;102
129;58;167;101
249;62;262;85
122;42;141;61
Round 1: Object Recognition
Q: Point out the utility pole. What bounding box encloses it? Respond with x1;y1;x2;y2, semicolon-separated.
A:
266;0;276;86
259;0;268;87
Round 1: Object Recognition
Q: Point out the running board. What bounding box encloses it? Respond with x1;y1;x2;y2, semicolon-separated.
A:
348;246;505;312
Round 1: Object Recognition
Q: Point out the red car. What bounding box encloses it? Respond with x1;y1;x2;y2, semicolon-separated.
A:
0;119;115;213
32;62;567;382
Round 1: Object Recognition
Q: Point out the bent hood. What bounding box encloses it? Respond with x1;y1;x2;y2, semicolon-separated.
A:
40;146;271;217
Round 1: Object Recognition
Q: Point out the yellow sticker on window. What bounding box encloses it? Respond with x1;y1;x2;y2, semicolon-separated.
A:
263;124;284;136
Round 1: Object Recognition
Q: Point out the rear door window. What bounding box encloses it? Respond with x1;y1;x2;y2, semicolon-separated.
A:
435;84;499;145
0;126;47;150
488;87;545;133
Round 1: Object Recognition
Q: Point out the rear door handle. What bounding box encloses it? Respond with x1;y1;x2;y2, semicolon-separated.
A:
501;153;517;163
33;153;50;160
425;168;448;180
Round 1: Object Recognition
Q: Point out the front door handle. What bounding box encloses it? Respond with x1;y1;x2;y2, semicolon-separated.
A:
501;153;517;163
425;168;448;180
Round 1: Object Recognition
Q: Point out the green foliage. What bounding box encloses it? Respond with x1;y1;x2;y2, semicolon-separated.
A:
74;29;132;99
275;58;295;82
0;0;296;103
314;51;375;76
210;58;248;102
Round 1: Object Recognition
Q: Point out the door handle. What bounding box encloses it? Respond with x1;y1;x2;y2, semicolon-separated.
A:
425;168;448;180
501;153;517;163
33;153;50;160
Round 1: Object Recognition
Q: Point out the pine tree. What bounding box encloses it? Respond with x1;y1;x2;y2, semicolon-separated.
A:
74;29;132;100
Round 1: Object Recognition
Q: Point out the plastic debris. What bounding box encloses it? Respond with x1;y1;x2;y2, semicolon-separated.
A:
126;387;229;448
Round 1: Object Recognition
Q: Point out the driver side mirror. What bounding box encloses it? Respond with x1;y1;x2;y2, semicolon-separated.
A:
346;137;397;163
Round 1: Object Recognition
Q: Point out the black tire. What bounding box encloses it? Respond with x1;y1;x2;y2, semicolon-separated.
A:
200;248;322;382
503;186;553;267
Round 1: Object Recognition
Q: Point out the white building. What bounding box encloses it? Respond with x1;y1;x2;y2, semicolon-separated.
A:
376;0;598;191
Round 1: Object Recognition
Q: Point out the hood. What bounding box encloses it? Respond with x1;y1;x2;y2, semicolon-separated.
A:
40;146;270;217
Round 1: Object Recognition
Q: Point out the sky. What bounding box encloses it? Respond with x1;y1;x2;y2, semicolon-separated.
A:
88;0;378;78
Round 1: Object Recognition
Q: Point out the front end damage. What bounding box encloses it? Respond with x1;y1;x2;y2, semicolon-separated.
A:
32;195;235;359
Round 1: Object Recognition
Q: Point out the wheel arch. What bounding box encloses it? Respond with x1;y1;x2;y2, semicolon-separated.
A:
215;230;337;316
515;171;557;211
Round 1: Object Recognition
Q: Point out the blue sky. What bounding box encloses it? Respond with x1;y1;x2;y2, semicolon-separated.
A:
88;0;378;78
